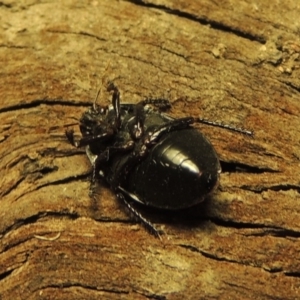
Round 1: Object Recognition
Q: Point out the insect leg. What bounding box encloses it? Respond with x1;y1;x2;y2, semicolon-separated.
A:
116;192;162;239
193;117;253;136
87;150;110;198
129;102;146;140
87;141;135;199
140;98;171;111
65;128;114;148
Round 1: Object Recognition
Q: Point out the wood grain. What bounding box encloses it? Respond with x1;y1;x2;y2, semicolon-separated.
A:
1;0;300;299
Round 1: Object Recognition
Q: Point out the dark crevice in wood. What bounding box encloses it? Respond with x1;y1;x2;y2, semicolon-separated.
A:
44;172;91;186
180;244;289;275
0;44;31;49
280;80;300;94
223;281;253;291
42;283;130;295
1;175;25;197
15;171;90;199
0;99;90;114
22;164;58;176
0;134;9;143
42;148;86;157
220;160;278;173
240;184;300;194
151;44;189;60
211;218;300;237
3;154;86;197
0;269;14;281
6;154;29;169
144;293;166;300
43;284;168;300
126;0;266;43
180;244;248;265
0;2;12;8
285;272;300;278
16;211;79;228
239;229;300;238
265;229;300;238
46;29;108;43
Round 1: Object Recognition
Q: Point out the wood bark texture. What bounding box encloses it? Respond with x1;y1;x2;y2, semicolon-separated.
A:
1;0;300;299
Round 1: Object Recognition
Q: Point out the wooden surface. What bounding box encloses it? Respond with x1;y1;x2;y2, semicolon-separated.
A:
1;0;300;299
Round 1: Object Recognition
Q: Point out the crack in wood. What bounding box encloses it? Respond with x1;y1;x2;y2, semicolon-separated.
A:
1;175;25;198
125;0;266;43
220;161;278;174
38;284;129;295
46;29;108;43
240;184;300;194
210;218;300;238
0;99;91;114
179;243;245;265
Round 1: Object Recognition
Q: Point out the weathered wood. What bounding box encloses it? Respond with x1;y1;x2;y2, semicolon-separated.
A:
1;0;300;299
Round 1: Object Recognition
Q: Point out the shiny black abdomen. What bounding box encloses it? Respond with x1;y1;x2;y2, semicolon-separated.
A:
126;128;221;209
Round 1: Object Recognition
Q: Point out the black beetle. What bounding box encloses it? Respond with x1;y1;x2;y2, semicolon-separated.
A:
66;82;252;237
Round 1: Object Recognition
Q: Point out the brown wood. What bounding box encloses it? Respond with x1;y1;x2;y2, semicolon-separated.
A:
1;0;300;299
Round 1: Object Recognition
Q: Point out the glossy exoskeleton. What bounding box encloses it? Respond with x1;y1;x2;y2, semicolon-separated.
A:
66;82;252;237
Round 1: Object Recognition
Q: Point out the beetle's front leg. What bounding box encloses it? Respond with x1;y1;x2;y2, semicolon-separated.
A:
65;128;114;148
86;141;135;197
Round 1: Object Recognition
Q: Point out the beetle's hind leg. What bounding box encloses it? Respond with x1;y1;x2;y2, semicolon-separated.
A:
140;98;171;111
116;192;162;239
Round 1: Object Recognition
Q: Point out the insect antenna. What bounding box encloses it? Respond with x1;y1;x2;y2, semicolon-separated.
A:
93;60;111;111
93;88;102;111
